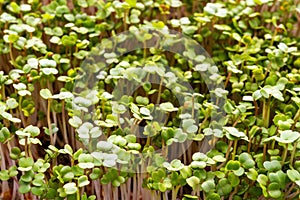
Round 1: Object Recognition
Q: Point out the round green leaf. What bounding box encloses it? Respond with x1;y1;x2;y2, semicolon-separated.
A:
63;182;77;195
40;89;52;99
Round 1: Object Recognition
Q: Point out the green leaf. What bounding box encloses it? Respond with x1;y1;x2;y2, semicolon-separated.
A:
272;90;284;101
78;153;94;169
126;0;136;7
159;102;178;112
53;27;63;36
31;187;44;196
201;180;215;193
64;14;75;21
41;68;58;75
246;168;258;181
97;141;113;151
0;127;10;143
257;174;268;186
186;176;200;189
8;34;19;43
24;125;40;137
226;160;240;171
239;153;255;169
39;59;57;67
274;130;300;143
78;175;90;187
77;0;88;8
52;91;73;100
228;172;240;187
213;155;226;163
224;127;248;141
191;161;206;169
89;168;102;180
253;90;262;100
6;98;18;109
180;166;192;179
10;147;21;160
214;24;231;31
18;157;34;171
21;171;34;182
40;89;52;99
216;178;232;195
182;194;198;200
287;169;300;182
64;144;73;155
73;148;83;160
136;96;149;105
163;159;184;171
140;107;150;116
260;88;269;98
268;182;282;198
9;2;20;13
0;170;10;181
206;193;221;200
63;182;78;195
69;116;82;128
166;0;182;7
278;43;288;52
19;183;31;194
263;160;281;172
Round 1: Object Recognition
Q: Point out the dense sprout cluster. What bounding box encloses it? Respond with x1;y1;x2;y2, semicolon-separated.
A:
0;0;300;199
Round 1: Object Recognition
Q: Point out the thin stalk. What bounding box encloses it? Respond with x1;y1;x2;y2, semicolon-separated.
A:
233;115;241;127
291;109;300;130
217;140;233;170
28;143;33;158
285;183;295;198
24;136;29;157
289;142;297;165
117;113;122;129
224;72;232;89
281;143;288;165
262;98;270;128
18;96;26;127
191;94;195;119
156;77;164;104
198;115;209;134
76;188;80;200
123;9;128;31
287;190;300;200
271;127;279;150
133;174;137;200
171;185;180;200
163;192;168;200
120;183;126;200
270;29;277;46
247;137;252;153
146;136;151;146
113;186;118;200
151;190;155;200
9;42;15;65
143;41;147;60
253;100;259;117
47;99;53;145
61;100;68;144
181;143;187;164
263;143;267;162
1;84;5;100
0;143;10;196
126;177;131;199
232;140;238;160
229;186;238;200
51;103;58;145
